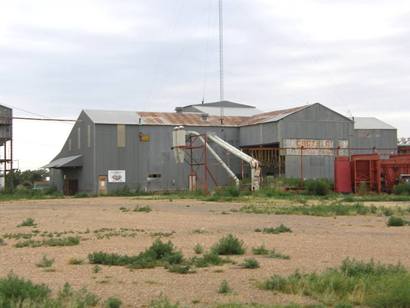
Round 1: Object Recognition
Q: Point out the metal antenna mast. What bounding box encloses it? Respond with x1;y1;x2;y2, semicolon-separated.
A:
219;0;224;124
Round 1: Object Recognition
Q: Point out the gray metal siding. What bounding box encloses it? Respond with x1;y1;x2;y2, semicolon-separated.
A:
239;122;279;146
352;129;397;158
95;125;241;193
279;104;353;180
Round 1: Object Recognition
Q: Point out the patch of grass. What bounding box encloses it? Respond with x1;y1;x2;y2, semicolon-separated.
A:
0;273;50;306
68;257;84;265
393;182;410;195
93;265;102;273
134;205;152;212
17;217;36;227
267;250;290;260
211;234;245;255
166;264;195;274
304;179;332;196
15;236;80;248
241;202;377;217
387;216;409;227
255;224;292;234
194;243;204;254
260;258;410;307
36;255;55;268
88;239;183;270
252;245;269;255
190;252;228;268
105;296;122;308
149;296;180;308
218;280;232;294
119;207;129;212
241;258;260;269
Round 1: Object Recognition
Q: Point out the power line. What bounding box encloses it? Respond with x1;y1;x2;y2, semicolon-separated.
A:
13;116;75;122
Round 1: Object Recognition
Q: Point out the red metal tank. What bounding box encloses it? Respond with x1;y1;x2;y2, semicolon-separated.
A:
351;154;381;193
334;157;352;193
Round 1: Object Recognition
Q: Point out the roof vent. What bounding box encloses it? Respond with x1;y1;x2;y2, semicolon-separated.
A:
175;107;183;113
201;113;209;121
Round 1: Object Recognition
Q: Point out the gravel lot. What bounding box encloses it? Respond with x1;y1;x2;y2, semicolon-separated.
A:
0;197;409;307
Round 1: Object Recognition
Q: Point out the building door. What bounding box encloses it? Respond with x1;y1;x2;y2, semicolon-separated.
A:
98;176;107;194
63;179;78;195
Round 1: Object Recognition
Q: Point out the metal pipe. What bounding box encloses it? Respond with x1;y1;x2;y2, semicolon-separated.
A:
187;131;240;187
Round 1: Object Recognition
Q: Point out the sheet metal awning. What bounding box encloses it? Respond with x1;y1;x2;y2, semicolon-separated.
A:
44;155;82;169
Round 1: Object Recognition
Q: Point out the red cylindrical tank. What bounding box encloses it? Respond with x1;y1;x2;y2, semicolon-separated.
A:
334;157;352;193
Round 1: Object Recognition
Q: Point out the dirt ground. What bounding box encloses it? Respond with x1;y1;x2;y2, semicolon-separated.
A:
0;197;410;307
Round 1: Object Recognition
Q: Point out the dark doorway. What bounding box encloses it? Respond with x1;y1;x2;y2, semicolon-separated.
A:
64;179;78;195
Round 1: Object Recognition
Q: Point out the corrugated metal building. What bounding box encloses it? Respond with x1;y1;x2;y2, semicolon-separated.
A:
47;101;397;194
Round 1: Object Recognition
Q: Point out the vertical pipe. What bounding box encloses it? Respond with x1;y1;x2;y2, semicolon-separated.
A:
219;0;224;124
300;146;304;186
204;134;208;194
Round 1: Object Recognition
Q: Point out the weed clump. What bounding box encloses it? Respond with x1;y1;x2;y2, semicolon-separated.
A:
68;257;84;265
15;236;80;248
88;239;183;270
36;255;55;268
211;234;245;255
194;243;204;254
304;179;332;196
134;205;152;213
241;258;260;269
252;245;269;255
393;182;410;195
0;238;6;246
261;258;410;307
17;218;36;227
218;280;232;294
105;296;122;308
255;224;292;234
387;216;408;227
190;252;227;268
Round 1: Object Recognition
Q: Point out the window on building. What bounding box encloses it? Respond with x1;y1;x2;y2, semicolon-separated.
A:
117;124;126;148
87;125;91;148
77;127;81;149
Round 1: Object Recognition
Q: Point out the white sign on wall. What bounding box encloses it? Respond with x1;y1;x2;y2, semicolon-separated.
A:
108;170;126;183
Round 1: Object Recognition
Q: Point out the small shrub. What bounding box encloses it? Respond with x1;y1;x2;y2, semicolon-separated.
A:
393;182;410;195
166;264;194;274
256;224;292;234
191;252;226;268
387;216;407;227
119;207;129;212
304;179;332;196
17;218;36;227
45;236;80;247
252;245;269;255
36;255;55;268
105;296;122;308
93;265;102;273
68;257;84;265
218;280;232;294
134;205;152;213
149;296;179;308
241;258;260;269
0;238;6;246
194;243;204;254
268;249;290;260
0;273;50;305
211;234;245;255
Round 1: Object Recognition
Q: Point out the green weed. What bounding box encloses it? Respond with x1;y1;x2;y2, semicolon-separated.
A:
211;234;245;255
36;255;55;268
17;218;36;227
218;280;232;294
241;258;260;269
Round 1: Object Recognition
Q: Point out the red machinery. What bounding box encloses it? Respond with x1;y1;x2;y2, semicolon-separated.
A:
334;153;410;193
380;154;410;192
334;156;352;193
350;154;381;193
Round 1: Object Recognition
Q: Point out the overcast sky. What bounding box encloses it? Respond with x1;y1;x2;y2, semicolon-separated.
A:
1;0;410;170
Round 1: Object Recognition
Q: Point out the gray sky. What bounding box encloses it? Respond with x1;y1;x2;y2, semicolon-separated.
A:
1;0;410;170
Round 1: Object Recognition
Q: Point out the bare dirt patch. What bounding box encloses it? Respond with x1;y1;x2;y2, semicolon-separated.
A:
1;197;409;307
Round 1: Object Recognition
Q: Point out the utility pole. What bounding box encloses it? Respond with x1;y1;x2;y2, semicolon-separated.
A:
219;0;224;124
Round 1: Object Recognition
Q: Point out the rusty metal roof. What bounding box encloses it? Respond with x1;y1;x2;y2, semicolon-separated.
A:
241;105;309;126
138;112;248;126
84;105;309;127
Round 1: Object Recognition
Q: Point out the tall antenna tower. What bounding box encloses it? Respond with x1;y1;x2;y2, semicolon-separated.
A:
219;0;224;124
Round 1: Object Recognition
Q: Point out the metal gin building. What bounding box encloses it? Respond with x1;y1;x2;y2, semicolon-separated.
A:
46;102;397;195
